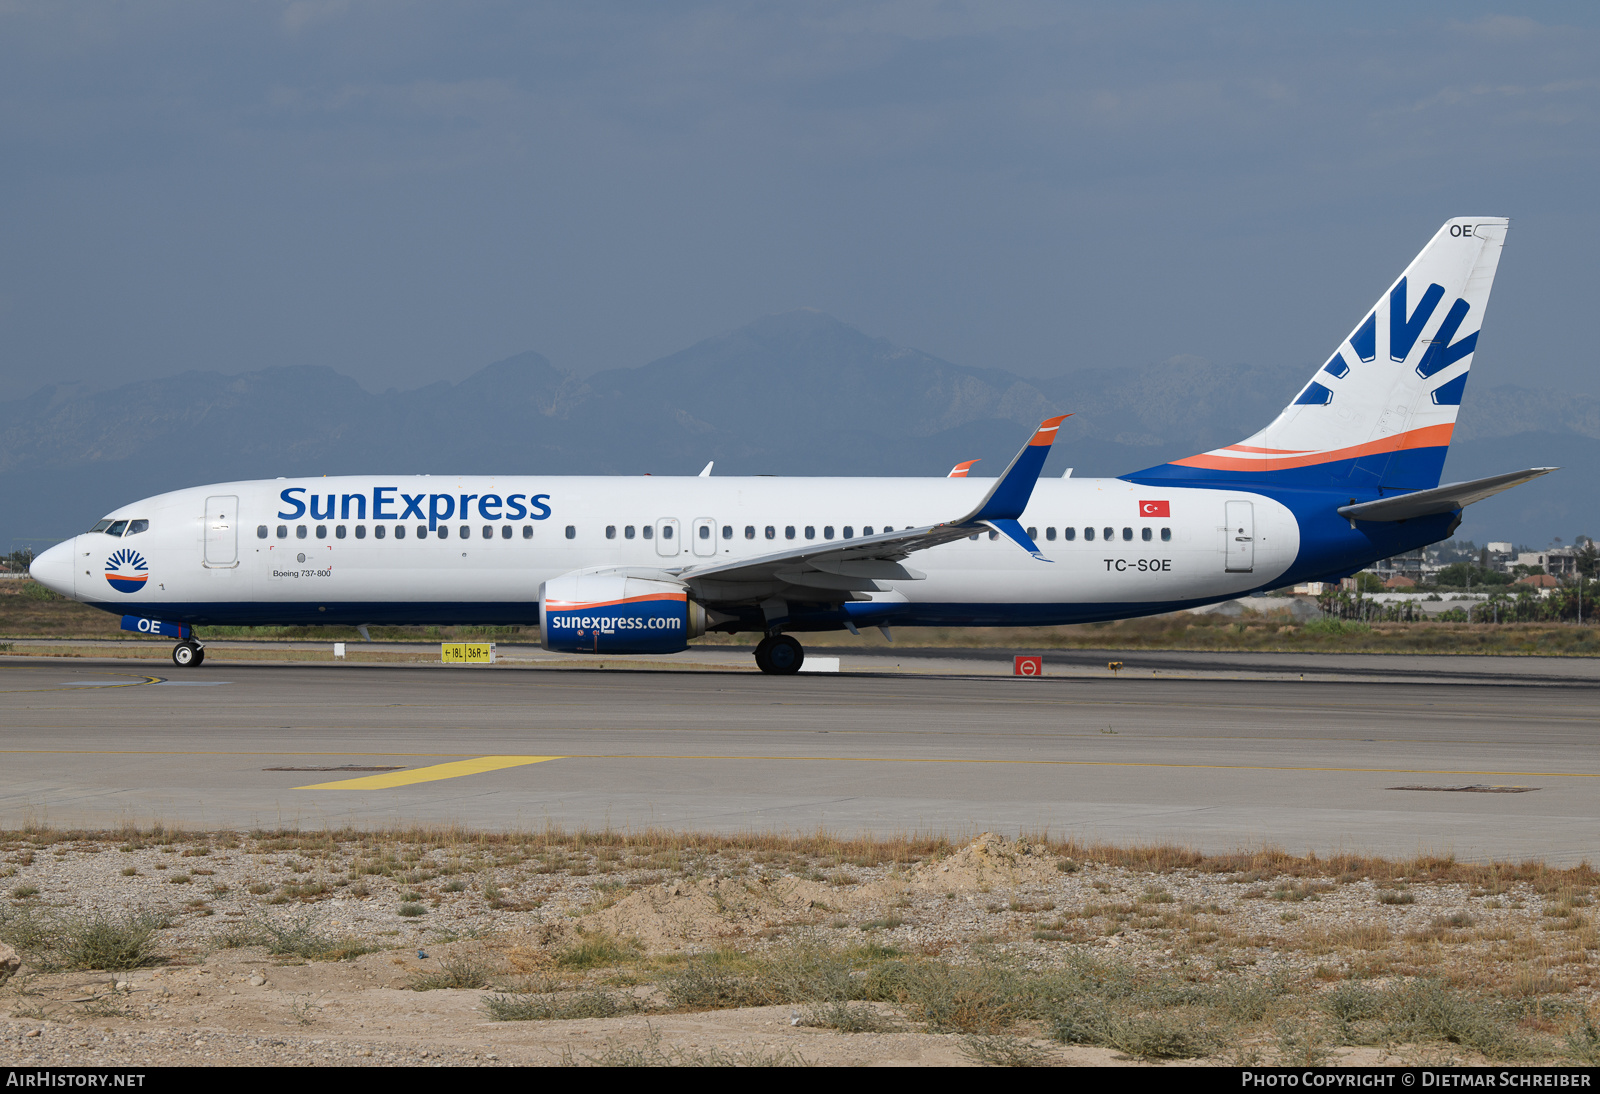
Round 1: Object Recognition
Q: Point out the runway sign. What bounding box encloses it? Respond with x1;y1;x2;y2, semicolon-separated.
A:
442;642;495;664
1014;655;1042;676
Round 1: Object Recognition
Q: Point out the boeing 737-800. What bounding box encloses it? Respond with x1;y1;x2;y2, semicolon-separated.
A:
29;218;1553;673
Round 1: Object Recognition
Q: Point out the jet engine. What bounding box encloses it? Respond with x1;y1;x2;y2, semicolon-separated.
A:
539;570;706;654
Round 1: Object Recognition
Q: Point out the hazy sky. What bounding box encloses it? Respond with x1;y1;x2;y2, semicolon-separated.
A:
2;2;1596;395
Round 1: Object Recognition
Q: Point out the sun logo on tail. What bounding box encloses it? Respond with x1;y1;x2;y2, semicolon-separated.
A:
105;548;149;593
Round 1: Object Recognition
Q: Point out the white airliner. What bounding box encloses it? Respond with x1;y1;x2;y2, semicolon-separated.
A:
30;218;1552;673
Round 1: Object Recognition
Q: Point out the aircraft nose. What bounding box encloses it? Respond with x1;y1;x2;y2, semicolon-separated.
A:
29;539;77;599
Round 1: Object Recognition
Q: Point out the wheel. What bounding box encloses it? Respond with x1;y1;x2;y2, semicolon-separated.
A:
172;641;201;667
192;645;205;666
752;636;774;674
762;635;804;675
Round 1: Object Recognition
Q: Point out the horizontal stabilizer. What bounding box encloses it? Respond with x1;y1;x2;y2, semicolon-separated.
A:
1337;467;1557;522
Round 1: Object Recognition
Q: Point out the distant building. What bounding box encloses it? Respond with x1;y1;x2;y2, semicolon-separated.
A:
1515;549;1578;577
1292;582;1327;595
1384;575;1417;589
1516;573;1559;588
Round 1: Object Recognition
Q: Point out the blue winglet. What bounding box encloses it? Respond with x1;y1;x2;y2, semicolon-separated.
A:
964;415;1069;523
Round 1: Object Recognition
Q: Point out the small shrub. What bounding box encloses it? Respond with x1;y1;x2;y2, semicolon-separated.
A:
410;955;492;991
960;1034;1058;1067
56;911;169;971
801;1000;888;1033
10;885;39;899
398;903;427;917
484;989;633;1021
556;934;639;969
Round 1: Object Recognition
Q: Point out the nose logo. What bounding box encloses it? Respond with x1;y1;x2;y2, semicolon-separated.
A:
105;548;149;593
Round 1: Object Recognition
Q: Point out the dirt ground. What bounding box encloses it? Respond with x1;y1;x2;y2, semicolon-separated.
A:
1;828;1597;1067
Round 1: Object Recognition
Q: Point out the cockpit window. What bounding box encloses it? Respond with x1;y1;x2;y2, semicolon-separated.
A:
90;520;114;533
125;519;149;536
106;520;128;537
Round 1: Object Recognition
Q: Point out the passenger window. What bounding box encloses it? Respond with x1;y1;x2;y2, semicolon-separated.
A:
395;525;406;540
356;526;367;540
804;526;814;539
1045;527;1056;541
565;525;576;539
500;525;511;539
722;525;732;540
863;526;873;536
643;525;653;540
1161;527;1171;542
459;525;468;539
127;520;149;535
373;525;384;539
823;526;834;540
336;525;346;539
436;526;446;539
1026;527;1037;539
698;525;710;540
296;525;307;539
1141;527;1152;541
1122;527;1133;541
884;526;894;533
988;530;998;541
277;525;288;539
1084;527;1095;541
786;526;796;540
417;526;428;538
842;526;853;539
1103;527;1114;541
107;520;128;536
764;526;774;539
1064;527;1075;541
624;525;635;539
316;525;327;539
257;525;269;539
745;526;756;540
522;525;533;539
606;526;616;540
482;526;492;539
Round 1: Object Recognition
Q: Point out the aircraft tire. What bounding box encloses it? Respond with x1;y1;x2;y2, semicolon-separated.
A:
172;641;202;668
764;635;804;675
752;636;774;674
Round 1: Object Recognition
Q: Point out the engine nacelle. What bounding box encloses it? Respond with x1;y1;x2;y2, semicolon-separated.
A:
539;570;706;654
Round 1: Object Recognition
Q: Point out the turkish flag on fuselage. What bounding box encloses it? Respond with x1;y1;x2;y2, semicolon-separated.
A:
1139;500;1170;517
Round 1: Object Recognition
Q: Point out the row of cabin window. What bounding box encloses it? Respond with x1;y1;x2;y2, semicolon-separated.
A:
258;523;1174;544
603;524;896;541
260;524;548;541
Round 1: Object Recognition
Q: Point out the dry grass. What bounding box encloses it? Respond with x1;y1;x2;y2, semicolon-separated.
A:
3;822;1597;1063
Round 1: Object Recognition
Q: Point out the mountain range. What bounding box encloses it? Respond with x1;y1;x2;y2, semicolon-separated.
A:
2;310;1593;549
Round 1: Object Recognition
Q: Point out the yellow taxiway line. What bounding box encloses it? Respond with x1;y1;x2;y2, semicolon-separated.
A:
294;755;564;790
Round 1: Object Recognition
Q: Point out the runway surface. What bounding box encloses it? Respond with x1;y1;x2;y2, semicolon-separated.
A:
1;654;1597;863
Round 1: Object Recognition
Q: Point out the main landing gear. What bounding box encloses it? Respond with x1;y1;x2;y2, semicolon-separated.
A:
753;634;804;675
172;640;205;667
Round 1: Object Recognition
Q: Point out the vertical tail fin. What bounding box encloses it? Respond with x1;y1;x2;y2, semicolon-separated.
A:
1132;218;1508;491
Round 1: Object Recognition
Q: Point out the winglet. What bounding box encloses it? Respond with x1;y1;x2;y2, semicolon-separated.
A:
947;459;980;478
961;415;1069;524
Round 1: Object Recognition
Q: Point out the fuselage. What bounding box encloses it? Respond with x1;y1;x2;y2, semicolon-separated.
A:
33;473;1337;631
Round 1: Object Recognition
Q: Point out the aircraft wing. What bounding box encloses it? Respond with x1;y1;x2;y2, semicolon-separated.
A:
1336;467;1557;523
658;415;1066;606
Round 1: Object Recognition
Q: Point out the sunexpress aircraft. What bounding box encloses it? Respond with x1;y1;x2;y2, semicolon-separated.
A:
30;218;1554;673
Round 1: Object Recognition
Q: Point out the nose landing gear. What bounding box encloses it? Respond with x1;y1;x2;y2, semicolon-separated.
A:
753;634;804;675
172;640;205;667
